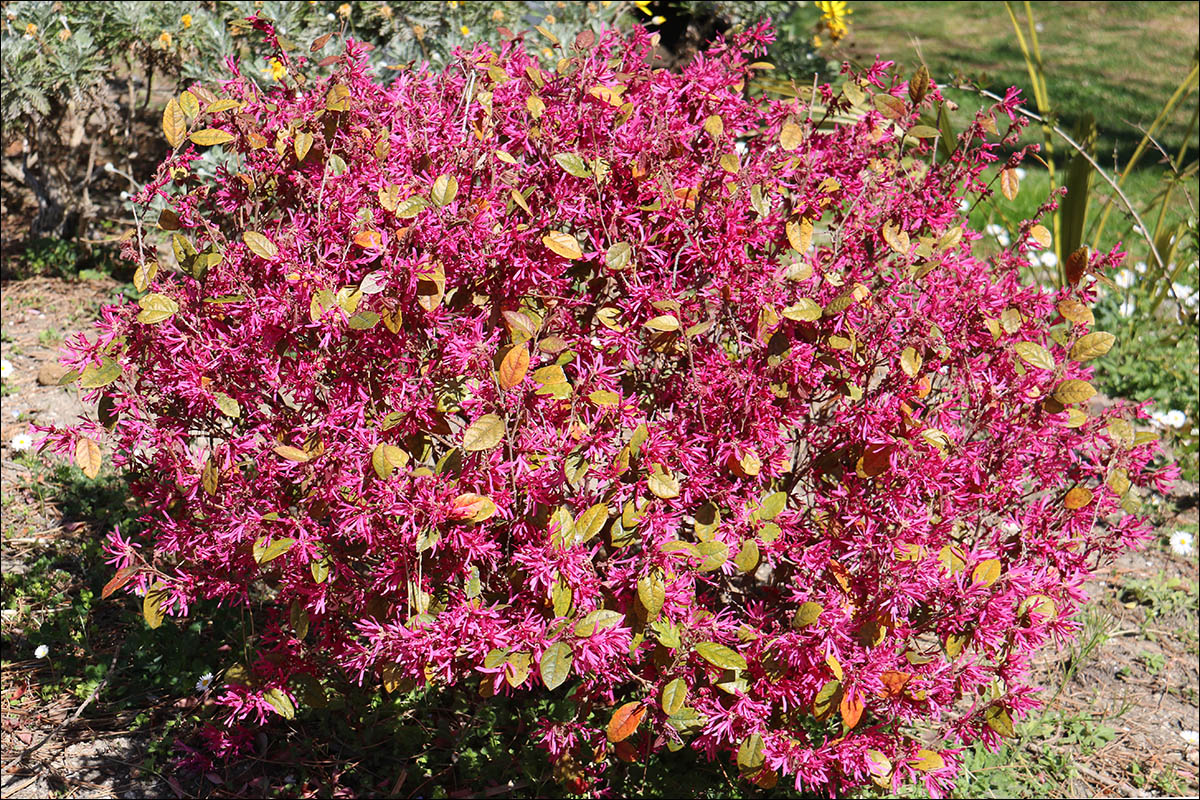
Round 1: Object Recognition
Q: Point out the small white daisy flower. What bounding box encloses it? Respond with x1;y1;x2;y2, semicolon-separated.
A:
958;198;970;212
195;671;215;693
1014;167;1027;180
996;231;1011;247
1182;729;1199;746
1133;260;1147;274
1164;409;1187;428
1040;251;1058;268
0;358;11;380
985;223;1004;237
1170;530;1194;557
11;433;33;451
34;644;49;659
1117;299;1135;318
1114;268;1135;289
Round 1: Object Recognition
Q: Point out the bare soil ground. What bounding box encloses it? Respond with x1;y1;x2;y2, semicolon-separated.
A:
1;277;1197;798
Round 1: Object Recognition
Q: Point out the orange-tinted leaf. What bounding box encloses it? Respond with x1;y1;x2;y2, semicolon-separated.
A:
543;231;583;260
1065;246;1090;284
498;343;530;390
353;230;382;249
1063;486;1093;509
606;701;646;742
971;558;1002;587
75;436;102;479
999;167;1019;201
839;693;864;728
449;492;497;523
878;670;911;699
101;567;137;599
162;98;186;149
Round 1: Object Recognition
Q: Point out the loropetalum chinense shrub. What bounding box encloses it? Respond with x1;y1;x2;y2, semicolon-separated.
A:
43;19;1177;797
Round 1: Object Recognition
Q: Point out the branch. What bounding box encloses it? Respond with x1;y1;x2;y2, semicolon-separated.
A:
966;86;1168;277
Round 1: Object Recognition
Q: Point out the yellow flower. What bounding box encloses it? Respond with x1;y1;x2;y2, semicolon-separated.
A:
815;0;851;43
337;3;351;18
159;30;173;46
633;0;651;15
24;22;37;36
265;58;287;82
543;14;556;24
58;27;70;41
181;13;192;28
379;5;393;19
491;8;504;22
447;0;460;7
460;24;470;36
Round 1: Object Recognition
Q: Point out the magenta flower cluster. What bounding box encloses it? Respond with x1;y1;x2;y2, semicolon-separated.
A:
44;20;1173;796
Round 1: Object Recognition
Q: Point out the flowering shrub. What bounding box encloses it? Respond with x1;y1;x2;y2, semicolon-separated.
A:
44;19;1175;796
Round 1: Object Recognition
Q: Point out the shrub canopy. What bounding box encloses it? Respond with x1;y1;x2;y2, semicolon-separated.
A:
46;20;1172;796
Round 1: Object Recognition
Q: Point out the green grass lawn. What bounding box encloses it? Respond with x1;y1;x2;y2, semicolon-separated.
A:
846;1;1199;160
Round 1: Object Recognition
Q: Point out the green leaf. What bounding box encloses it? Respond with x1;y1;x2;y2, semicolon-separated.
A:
294;130;313;162
637;572;665;618
574;609;624;637
214;392;240;418
984;705;1015;737
143;583;168;629
605;241;632;270
694;540;728;572
812;678;841;718
539;641;573;690
242;231;278;259
189;128;235;146
348;311;380;330
912;749;945;772
325;83;350;111
737;733;766;770
792;601;823;628
1069;331;1115;361
463;413;505;451
694;641;747;670
755;491;786;521
1060;113;1096;259
553;153;591;178
431;173;459;206
1014;341;1054;370
1053;379;1096;405
80;358;121;388
394;195;429;218
137;293;178;324
573;503;609;542
371;444;409;479
733;539;759;573
262;687;295;720
648;467;680;499
660;677;688;715
253;536;295;565
905;124;940;139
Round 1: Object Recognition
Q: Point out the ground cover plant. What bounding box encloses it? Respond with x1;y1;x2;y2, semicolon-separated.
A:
30;13;1185;796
